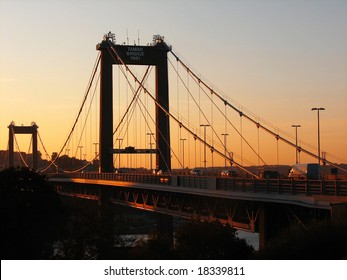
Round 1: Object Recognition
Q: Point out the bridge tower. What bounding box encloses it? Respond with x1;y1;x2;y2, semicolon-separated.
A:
8;122;39;169
96;33;171;173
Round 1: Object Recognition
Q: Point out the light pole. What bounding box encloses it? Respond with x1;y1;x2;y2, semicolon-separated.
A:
311;107;325;177
77;146;83;160
147;133;154;172
92;143;99;172
180;138;186;169
200;124;210;173
221;133;229;168
93;143;99;159
291;125;301;164
116;138;123;169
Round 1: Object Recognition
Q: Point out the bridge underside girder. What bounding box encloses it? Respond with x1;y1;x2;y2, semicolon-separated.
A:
55;183;258;231
54;182;331;241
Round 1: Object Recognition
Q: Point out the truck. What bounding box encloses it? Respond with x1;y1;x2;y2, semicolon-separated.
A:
288;163;319;180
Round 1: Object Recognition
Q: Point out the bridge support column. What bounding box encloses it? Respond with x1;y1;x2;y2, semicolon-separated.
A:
155;44;171;173
98;186;112;216
156;213;173;244
98;45;114;173
331;203;347;225
258;203;288;250
32;127;38;170
8;124;14;167
258;205;266;250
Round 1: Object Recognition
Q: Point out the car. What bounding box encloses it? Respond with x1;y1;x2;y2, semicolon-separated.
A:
152;169;163;175
190;168;204;176
115;168;131;174
288;163;319;180
220;169;237;177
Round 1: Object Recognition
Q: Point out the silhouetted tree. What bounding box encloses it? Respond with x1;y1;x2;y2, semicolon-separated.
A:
174;220;254;259
130;232;175;259
53;197;120;259
0;167;64;259
132;220;254;259
257;221;347;259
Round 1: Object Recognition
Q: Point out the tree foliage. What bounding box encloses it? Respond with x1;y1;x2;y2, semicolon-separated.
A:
10;167;346;260
54;198;119;259
174;220;254;259
0;167;64;259
131;232;174;259
132;220;255;259
257;221;347;259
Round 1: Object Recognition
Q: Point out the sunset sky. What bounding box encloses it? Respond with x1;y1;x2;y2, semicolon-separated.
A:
1;0;346;168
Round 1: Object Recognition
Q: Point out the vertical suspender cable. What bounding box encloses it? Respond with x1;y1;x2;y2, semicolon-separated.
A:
186;70;190;168
41;53;101;172
110;43;259;177
240;112;243;165
211;89;214;168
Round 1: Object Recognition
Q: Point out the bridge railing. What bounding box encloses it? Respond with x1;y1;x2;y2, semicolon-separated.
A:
216;177;347;196
176;176;215;189
51;172;172;185
49;172;347;197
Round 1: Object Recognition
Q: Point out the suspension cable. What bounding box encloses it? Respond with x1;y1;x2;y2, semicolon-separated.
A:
110;62;151;138
25;135;33;164
73;73;100;159
136;92;178;174
170;50;347;173
12;128;29;168
59;74;101;173
37;132;58;169
168;56;267;166
106;48;174;173
41;53;101;172
108;41;257;178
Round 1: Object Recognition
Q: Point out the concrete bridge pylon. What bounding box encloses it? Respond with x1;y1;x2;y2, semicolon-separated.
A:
96;33;171;173
8;121;39;169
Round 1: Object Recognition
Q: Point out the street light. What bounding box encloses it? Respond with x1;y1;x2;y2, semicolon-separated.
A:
200;124;210;173
147;133;154;171
221;133;229;168
77;146;83;160
116;138;123;169
180;138;187;169
93;143;99;159
92;142;99;172
291;125;301;164
311;107;325;177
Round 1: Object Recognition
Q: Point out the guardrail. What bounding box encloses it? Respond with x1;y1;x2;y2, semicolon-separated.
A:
216;178;347;196
49;172;347;197
51;172;172;185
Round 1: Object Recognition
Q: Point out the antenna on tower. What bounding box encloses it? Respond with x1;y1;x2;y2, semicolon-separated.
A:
126;29;129;45
103;31;115;43
138;29;140;45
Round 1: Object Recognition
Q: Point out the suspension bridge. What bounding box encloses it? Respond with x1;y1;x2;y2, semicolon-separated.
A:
3;32;347;248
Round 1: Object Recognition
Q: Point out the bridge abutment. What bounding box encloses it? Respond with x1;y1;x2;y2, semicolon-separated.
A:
331;203;347;225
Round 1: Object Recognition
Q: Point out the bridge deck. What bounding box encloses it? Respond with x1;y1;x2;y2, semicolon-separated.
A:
49;173;347;233
49;172;347;209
